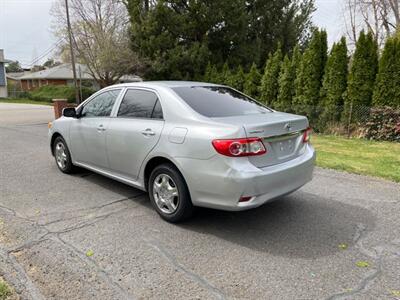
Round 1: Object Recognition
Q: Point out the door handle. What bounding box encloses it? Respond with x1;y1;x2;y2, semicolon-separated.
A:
97;124;106;132
141;128;155;137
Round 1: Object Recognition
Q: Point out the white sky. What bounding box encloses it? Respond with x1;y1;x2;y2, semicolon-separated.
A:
0;0;345;68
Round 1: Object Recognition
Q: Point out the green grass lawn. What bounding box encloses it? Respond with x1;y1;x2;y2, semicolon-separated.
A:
0;98;52;106
0;278;12;300
312;134;400;182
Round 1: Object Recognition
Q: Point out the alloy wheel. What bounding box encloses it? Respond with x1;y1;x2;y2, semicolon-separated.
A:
55;141;68;170
153;174;179;214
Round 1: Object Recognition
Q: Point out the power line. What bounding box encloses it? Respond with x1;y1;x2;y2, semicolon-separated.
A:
26;38;66;67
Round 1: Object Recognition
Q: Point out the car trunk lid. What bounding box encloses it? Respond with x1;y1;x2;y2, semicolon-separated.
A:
211;112;309;168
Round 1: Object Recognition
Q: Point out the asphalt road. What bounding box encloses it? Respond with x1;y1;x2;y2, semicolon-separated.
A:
0;103;399;299
0;103;54;125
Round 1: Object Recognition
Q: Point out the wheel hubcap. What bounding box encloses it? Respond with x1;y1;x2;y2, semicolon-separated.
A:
55;142;68;169
153;174;179;214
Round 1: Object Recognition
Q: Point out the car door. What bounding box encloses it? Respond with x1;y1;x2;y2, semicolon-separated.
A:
69;89;122;169
106;88;165;180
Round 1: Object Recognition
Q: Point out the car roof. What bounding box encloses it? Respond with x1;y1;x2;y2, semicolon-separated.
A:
110;81;221;89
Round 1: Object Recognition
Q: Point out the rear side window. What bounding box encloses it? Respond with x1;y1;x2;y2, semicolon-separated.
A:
172;86;271;118
118;89;163;119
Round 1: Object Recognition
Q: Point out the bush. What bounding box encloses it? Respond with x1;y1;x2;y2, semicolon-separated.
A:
362;107;400;142
29;85;95;103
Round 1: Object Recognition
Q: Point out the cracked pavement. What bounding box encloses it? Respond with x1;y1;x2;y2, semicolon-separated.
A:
0;103;399;299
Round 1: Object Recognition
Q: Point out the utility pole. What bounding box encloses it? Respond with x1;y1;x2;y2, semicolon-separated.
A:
65;0;80;104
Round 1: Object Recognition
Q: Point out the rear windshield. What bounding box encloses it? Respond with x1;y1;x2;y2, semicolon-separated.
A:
172;86;271;118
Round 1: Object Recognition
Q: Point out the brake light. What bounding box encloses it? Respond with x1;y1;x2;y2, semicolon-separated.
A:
212;138;266;157
239;196;253;202
303;127;312;143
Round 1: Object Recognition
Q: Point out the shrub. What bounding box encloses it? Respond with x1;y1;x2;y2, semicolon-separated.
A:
362;107;400;142
29;85;95;103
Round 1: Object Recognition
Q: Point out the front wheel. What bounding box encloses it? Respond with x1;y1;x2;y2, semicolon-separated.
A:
53;136;76;174
148;163;193;223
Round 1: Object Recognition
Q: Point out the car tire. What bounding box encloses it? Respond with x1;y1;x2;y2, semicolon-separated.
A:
148;163;194;223
53;136;76;174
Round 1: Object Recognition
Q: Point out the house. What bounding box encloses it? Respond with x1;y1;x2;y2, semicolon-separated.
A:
6;70;31;85
15;63;141;92
0;49;9;98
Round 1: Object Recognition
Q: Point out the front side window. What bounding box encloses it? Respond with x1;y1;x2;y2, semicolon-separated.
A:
81;89;121;118
118;89;163;119
172;86;271;118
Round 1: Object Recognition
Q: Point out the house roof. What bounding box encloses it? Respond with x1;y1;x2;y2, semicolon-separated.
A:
19;64;94;80
6;71;31;80
18;63;141;82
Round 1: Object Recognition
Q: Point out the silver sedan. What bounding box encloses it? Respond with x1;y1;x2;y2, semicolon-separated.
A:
49;81;315;222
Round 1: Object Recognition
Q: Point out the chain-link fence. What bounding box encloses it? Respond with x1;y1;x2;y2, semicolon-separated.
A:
6;83;29;98
271;104;400;142
7;89;30;99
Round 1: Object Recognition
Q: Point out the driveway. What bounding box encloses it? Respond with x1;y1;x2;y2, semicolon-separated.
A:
0;104;399;299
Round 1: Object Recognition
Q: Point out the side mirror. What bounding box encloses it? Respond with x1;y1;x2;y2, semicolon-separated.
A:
62;107;77;118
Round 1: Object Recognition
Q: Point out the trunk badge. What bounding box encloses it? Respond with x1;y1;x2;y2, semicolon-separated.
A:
284;123;292;131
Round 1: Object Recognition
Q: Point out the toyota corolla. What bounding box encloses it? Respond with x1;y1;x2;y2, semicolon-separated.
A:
49;81;315;222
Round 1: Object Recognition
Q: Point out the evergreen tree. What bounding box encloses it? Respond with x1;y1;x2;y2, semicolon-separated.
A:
209;64;221;83
372;33;400;108
276;45;302;112
344;31;378;122
244;63;261;98
319;37;348;128
221;62;232;85
230;66;246;92
126;0;315;79
260;46;283;105
293;29;328;123
203;62;213;82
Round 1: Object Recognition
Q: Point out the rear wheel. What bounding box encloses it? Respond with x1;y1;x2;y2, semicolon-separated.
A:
148;163;193;222
53;136;75;174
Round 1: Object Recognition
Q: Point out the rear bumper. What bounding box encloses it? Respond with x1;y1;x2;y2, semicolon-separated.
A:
176;144;316;211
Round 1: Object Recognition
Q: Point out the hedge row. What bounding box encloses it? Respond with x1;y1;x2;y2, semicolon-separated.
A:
29;85;95;103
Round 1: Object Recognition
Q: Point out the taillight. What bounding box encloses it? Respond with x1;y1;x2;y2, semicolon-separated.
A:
212;138;266;157
303;127;312;143
239;196;253;202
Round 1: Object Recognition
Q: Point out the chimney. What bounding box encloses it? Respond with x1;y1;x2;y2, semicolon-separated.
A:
0;49;4;62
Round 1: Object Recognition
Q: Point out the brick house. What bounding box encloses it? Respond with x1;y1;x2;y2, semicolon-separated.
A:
17;63;141;91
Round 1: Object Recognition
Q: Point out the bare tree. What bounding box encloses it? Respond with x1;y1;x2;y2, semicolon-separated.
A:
343;0;400;47
344;0;359;46
52;0;143;87
387;0;400;27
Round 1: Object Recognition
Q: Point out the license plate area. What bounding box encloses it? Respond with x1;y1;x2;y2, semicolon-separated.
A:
272;138;296;157
264;131;302;159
